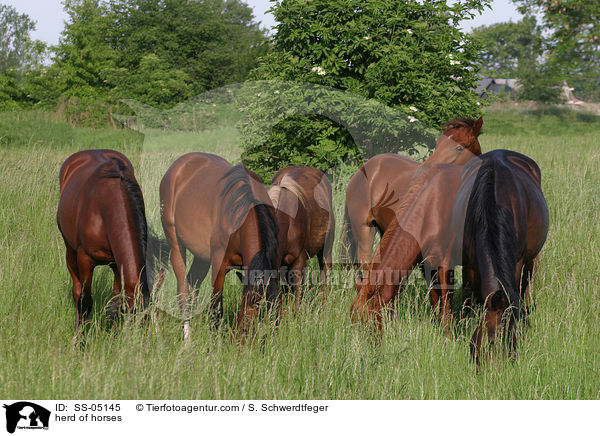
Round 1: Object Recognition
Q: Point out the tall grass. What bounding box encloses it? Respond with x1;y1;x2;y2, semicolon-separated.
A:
0;108;598;399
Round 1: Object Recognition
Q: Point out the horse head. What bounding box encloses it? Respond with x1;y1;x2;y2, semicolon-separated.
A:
424;116;483;166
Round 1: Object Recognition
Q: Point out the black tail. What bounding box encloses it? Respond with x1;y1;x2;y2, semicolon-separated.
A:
466;163;521;344
339;204;358;268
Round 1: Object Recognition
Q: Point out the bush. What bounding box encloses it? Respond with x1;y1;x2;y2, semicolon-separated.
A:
241;0;487;179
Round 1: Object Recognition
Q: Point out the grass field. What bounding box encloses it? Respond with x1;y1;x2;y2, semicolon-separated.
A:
0;107;599;399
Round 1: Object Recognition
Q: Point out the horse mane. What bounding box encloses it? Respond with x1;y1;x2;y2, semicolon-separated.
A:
100;157;150;293
463;158;521;329
442;117;482;137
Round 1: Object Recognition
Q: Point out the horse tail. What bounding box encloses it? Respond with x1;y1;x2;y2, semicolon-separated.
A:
101;157;164;306
339;203;358;268
466;162;521;343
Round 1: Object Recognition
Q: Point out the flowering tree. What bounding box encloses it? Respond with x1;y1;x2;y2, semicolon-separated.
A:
241;0;488;179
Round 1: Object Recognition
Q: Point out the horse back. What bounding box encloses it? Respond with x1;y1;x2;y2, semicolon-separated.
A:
346;154;417;226
57;149;140;262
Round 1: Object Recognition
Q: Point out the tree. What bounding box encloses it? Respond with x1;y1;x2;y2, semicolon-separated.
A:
0;4;47;110
470;17;562;102
0;4;47;73
242;0;488;179
471;17;543;78
26;0;267;125
513;0;600;101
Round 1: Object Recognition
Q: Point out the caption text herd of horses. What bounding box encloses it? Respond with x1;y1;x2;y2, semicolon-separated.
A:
56;116;549;365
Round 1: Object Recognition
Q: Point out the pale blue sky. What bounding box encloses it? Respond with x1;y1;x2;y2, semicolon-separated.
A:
2;0;522;46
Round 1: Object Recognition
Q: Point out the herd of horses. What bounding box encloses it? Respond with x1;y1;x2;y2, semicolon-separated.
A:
56;116;549;364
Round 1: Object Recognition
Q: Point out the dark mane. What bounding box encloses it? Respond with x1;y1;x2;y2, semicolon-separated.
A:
442;117;482;137
220;165;279;303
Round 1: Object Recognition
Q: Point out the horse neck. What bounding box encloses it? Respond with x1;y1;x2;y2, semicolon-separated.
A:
238;205;279;305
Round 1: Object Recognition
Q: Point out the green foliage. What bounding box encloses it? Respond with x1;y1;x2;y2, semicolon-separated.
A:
471;17;542;78
0;4;47;72
513;0;600;101
470;17;563;103
108;54;194;108
3;0;267;126
0;5;48;110
242;0;487;178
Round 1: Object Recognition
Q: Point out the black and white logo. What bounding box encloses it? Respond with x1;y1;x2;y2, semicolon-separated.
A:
3;402;50;434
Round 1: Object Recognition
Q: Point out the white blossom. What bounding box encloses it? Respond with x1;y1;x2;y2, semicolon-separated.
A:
364;36;371;40
311;66;326;76
408;116;418;123
406;29;413;35
409;106;418;112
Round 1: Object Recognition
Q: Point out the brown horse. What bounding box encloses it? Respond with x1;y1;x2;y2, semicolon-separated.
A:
268;166;335;304
350;163;467;332
159;152;279;337
57;149;157;330
456;149;548;363
342;117;483;272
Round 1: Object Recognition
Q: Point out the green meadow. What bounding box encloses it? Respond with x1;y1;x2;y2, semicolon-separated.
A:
0;107;599;399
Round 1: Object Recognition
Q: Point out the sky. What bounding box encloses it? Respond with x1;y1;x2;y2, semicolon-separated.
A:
2;0;522;46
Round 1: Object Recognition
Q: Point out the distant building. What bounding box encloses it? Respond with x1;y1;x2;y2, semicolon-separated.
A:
475;78;521;99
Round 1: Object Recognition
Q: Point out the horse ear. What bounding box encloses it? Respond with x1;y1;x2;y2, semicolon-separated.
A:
473;116;483;136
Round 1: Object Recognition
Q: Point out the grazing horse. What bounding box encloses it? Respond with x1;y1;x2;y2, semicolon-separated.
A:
159;152;279;337
350;163;466;332
57;149;157;330
268;166;335;304
456;149;548;363
342;117;483;272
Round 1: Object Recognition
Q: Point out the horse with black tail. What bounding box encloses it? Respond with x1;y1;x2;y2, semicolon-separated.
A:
456;149;549;364
159;153;279;338
57;149;168;331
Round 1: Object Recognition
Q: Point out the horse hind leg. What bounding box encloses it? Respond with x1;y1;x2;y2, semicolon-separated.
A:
318;231;334;303
109;264;122;321
65;246;83;330
356;223;377;280
75;249;95;329
165;233;192;338
187;256;210;308
520;259;536;316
